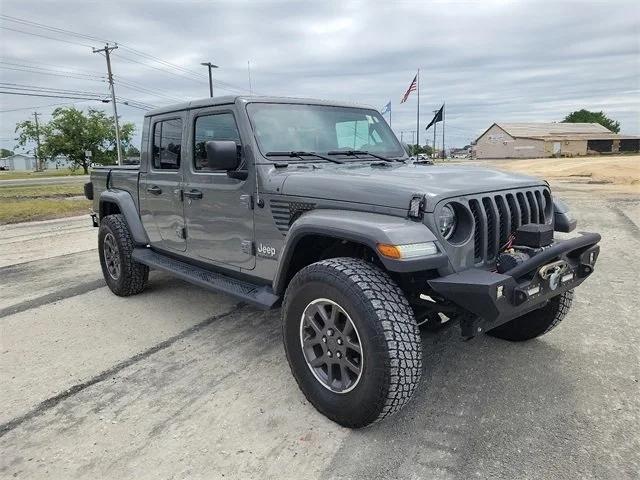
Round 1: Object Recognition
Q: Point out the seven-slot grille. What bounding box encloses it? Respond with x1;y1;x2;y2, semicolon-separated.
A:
467;187;551;264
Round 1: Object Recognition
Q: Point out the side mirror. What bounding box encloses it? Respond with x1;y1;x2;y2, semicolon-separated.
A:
205;140;239;170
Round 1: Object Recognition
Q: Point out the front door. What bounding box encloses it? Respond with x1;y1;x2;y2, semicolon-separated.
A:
183;108;255;270
139;115;186;252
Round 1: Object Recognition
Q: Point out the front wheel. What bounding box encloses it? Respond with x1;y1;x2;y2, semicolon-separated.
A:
282;258;423;428
487;290;574;341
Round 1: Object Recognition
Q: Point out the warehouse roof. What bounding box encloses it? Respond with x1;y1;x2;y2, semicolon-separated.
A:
499;122;611;137
477;122;639;142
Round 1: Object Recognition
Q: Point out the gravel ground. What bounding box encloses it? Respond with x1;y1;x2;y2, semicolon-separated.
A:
0;187;638;480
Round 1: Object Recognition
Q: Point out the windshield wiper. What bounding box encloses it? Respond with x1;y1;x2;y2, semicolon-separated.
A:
265;151;344;164
326;150;402;163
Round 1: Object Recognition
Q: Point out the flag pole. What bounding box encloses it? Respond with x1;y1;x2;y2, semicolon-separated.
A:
416;69;420;147
442;102;445;159
433;110;437;158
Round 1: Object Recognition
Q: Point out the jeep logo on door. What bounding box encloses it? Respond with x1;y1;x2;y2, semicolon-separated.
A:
257;243;277;258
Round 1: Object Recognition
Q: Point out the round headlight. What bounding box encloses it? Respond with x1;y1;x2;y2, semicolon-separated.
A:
438;204;457;239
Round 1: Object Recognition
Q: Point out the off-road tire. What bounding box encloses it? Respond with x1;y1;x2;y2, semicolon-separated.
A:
98;214;149;296
487;289;574;341
282;257;423;428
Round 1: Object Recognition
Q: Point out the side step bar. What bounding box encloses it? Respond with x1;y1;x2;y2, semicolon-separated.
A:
132;248;280;310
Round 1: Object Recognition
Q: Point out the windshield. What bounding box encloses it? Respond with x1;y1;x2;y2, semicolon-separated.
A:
247;103;404;158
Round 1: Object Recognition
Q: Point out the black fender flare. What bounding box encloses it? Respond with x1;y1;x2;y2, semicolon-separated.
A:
99;189;149;245
272;209;448;294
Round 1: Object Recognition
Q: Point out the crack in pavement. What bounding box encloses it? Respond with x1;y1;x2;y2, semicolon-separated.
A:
0;303;245;438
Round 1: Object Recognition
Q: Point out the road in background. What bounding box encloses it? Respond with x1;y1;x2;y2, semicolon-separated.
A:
0;174;89;186
0;187;638;479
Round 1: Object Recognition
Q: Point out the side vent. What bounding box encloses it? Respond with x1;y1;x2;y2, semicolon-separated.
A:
269;199;315;234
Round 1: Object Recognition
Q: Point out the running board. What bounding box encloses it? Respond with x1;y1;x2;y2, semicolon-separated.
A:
132;248;280;310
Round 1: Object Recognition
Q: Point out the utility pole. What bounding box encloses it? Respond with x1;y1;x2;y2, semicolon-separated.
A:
33;111;42;171
247;61;253;95
201;61;219;97
93;43;122;165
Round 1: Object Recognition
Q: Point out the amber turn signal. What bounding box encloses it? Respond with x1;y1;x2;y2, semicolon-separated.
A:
377;243;402;259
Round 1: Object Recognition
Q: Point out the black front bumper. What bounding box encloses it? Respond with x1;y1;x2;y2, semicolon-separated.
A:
428;232;600;337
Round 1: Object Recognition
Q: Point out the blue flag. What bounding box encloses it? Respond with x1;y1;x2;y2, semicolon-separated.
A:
381;101;391;115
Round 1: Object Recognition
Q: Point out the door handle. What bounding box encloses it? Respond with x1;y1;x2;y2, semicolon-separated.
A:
146;185;162;195
184;189;203;200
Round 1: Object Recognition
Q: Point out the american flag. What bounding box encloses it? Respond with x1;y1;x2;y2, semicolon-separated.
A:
400;74;417;103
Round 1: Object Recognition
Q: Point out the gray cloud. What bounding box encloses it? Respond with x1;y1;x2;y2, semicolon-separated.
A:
1;0;638;151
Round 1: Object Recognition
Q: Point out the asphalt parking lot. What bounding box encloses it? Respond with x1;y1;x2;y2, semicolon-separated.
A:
1;186;639;479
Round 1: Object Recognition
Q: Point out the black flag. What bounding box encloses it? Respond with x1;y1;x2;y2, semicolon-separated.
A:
425;105;444;130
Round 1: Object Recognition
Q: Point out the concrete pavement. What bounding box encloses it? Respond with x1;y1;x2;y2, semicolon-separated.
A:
0;190;638;479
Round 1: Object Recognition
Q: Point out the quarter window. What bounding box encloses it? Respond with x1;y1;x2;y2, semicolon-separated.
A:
152;119;183;170
194;113;241;170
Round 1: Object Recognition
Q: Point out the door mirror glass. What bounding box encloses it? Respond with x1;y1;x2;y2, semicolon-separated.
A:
205;140;239;170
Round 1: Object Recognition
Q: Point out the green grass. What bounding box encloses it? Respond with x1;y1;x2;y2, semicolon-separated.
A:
0;198;90;224
0;183;83;199
0;168;87;180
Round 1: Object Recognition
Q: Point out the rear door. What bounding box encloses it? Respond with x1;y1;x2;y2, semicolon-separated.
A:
183;107;255;269
139;114;187;253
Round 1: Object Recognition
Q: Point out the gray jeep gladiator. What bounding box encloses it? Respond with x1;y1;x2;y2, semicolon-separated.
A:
85;96;600;428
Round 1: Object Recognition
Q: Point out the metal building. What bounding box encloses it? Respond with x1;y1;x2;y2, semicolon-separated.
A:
473;123;640;159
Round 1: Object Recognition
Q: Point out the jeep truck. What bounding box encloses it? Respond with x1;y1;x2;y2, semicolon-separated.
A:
84;96;600;428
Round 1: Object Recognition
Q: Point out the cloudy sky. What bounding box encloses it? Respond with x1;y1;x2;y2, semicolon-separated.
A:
1;0;638;153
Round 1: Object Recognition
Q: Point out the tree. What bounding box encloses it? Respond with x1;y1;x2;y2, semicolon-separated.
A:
14;119;48;170
562;109;620;133
15;107;135;174
125;145;140;157
406;144;433;156
0;148;14;158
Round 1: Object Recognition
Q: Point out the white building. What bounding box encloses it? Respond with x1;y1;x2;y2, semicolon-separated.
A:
0;154;76;171
473;123;640;159
0;154;37;171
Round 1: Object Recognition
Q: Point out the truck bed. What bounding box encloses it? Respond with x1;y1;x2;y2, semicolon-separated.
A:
90;166;140;213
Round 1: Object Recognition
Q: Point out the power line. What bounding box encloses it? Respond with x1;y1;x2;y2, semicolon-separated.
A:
1;15;256;95
0;65;106;82
0;14;111;43
0;25;94;48
0;100;95;113
0;58;105;77
0;91;111;101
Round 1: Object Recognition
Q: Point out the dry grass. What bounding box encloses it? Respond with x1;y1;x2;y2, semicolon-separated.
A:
479;155;640;194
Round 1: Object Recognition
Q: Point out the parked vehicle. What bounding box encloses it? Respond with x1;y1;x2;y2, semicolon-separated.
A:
85;96;600;428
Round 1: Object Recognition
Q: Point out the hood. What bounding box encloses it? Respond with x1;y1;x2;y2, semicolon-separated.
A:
280;162;546;211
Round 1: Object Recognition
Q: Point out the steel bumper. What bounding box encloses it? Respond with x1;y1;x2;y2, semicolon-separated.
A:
428;232;601;337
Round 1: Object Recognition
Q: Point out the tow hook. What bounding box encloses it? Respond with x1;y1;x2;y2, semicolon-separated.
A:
539;260;569;291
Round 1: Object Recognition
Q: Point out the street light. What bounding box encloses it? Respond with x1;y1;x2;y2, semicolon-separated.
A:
201;61;219;98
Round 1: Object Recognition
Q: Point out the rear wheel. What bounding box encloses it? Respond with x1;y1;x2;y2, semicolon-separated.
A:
487;290;574;341
98;214;148;296
282;257;423;428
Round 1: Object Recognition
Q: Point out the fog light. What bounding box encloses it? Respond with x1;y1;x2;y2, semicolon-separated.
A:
561;272;574;283
496;285;504;299
527;285;541;296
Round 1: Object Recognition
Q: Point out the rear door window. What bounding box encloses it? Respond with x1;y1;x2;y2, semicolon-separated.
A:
152;118;183;170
